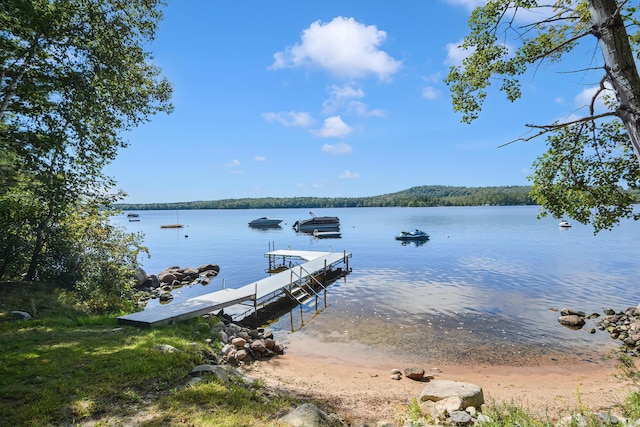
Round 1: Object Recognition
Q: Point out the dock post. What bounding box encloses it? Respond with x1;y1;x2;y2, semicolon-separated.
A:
253;282;258;328
222;278;225;289
344;250;348;271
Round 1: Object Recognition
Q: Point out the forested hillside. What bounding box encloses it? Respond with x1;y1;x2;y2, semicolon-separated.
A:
115;185;537;210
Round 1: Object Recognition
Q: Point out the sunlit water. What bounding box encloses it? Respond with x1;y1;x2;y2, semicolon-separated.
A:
113;206;640;365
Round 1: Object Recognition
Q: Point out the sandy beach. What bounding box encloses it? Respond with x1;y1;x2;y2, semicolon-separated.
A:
244;338;635;425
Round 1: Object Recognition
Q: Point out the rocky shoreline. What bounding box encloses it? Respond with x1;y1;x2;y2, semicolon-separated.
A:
132;264;220;305
556;303;640;356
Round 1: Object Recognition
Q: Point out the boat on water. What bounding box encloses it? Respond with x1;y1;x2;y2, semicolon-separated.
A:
248;217;283;227
395;229;430;241
559;220;572;228
293;212;340;232
127;213;139;218
313;229;341;239
161;211;184;229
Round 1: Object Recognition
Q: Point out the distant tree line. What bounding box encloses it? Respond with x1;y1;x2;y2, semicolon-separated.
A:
115;185;542;210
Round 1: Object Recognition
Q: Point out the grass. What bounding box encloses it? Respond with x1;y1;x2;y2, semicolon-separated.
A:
0;282;295;426
3;282;640;426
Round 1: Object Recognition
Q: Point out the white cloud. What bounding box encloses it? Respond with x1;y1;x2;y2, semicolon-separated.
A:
422;86;439;100
322;84;385;117
347;101;386;117
339;169;360;179
224;159;241;168
253;156;266;162
262;111;314;127
270;16;402;81
555;96;564;104
444;39;474;66
322;84;364;113
312;116;353;138
574;84;615;114
445;0;485;10
321;142;352;154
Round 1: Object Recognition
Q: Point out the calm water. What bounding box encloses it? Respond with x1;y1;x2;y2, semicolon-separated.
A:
113;206;640;365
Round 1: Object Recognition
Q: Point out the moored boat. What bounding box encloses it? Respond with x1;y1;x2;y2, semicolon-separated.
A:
313;229;341;239
395;229;429;241
293;212;340;232
248;217;283;227
559;220;572;228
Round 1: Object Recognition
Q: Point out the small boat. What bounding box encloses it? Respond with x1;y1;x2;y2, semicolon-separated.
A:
161;211;184;229
395;229;430;241
248;217;283;227
313;229;341;239
559;220;572;228
293;212;340;232
127;213;139;218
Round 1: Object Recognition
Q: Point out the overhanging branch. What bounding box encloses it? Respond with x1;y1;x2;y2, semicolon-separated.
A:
498;112;617;147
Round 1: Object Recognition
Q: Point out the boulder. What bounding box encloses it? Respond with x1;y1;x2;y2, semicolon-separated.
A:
420;380;484;409
134;267;147;287
558;314;585;328
11;310;31;321
182;267;200;280
198;263;220;274
278;403;339;427
404;367;426;380
158;271;176;284
189;365;229;382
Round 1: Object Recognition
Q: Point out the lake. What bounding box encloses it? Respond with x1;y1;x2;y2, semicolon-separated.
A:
113;206;640;365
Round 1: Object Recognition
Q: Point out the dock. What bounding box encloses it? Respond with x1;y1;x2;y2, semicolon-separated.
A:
117;249;351;328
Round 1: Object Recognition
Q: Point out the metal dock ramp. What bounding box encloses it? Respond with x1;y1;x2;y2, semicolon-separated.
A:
117;250;351;328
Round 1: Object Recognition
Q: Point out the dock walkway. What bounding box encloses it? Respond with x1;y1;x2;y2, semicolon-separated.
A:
117;249;351;328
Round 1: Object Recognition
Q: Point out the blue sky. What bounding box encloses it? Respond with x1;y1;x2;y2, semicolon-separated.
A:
106;0;608;204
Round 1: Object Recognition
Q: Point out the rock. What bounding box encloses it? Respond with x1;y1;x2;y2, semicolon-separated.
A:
558;314;585;328
182;267;200;280
560;308;586;317
134;267;147;287
390;368;402;375
11;310;31;321
278;403;340;427
235;349;249;361
404;367;426;380
435;396;463;415
390;374;402;380
231;337;246;348
420;380;484;409
158;271;176;284
250;339;267;353
189;365;229;382
209;321;226;335
153;344;179;353
159;292;173;302
449;410;473;425
198;263;220;274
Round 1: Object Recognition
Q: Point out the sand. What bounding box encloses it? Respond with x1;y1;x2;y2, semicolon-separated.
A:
244;340;636;425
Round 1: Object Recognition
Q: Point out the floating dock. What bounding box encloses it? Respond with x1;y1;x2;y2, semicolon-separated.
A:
117;249;351;328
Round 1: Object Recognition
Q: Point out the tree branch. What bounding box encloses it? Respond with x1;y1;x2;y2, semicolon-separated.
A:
498;112;617;147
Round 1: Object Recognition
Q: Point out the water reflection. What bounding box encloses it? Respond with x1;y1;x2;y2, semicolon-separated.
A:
115;206;640;365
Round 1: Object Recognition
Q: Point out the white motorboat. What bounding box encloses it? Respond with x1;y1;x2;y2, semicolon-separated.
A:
248;217;283;227
559;220;572;228
293;212;340;232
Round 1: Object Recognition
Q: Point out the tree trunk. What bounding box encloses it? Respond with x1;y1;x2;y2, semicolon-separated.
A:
588;0;640;163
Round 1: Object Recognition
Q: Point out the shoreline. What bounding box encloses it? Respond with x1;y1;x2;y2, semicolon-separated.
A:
244;339;634;425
